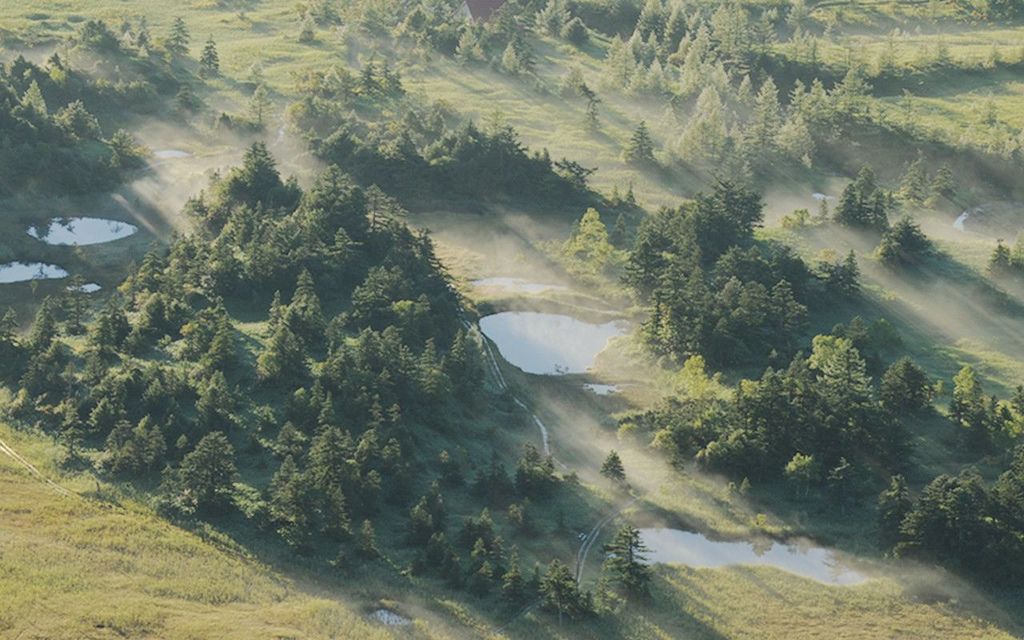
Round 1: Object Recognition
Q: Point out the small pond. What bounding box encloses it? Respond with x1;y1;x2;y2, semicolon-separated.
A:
28;217;138;246
638;528;867;586
153;149;191;159
369;609;411;626
69;282;102;293
953;211;969;231
479;311;625;375
0;262;69;284
471;277;567;294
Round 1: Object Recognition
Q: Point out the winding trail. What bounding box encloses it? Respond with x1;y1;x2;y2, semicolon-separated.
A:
0;435;73;497
471;316;639;587
574;496;639;583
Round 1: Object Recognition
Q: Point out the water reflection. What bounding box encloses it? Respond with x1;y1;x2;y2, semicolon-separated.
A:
479;311;625;375
639;528;866;586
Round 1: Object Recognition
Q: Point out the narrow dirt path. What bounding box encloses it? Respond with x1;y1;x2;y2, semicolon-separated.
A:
0;435;74;497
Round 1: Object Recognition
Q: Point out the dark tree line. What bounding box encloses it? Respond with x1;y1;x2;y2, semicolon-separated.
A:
289;60;601;207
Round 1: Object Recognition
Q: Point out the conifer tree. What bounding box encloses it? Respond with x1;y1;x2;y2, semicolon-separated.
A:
357;519;379;558
600;450;626;483
623;121;655;164
877;474;911;548
199;36;220;78
166;17;190;56
601;525;651;599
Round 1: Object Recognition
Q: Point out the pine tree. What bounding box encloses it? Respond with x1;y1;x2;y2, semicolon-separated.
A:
248;83;272;126
623;121;655;164
269;454;313;548
601;525;651;599
29;298;59;352
877;474;911;548
357;519;379;558
540;559;585;622
536;0;569;36
257;321;306;383
173;431;237;511
898;154;929;206
600;450;626;483
287;268;325;343
22;80;47;116
199;36;220;78
501;548;527;604
989;239;1013;277
926;164;955;209
744;77;782;165
166;17;190;56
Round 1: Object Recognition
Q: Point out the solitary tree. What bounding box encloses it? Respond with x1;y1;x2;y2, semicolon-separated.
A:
602;525;651;599
623;121;655;164
199;36;220;78
166;17;190;56
600;450;626;483
249;83;272;127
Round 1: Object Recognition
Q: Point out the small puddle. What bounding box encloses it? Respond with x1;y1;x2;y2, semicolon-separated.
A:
471;277;567;294
639;528;866;586
953;211;969;231
369;609;411;626
153;149;191;159
28;217;138;246
479;311;625;375
69;282;102;293
583;383;620;395
0;262;69;284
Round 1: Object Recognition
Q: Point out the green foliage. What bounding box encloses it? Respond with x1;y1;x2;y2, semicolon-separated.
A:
560;208;623;281
162;432;238;515
601;525;651;599
165;17;190;56
877;474;911;549
895;469;1024;584
834;166;891;231
600;450;626;483
540;559;588;620
880;358;932;415
199;36;220;78
876;217;932;267
623;120;655;164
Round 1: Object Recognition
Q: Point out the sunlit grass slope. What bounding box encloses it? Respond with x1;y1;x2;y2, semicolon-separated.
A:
0;423;393;640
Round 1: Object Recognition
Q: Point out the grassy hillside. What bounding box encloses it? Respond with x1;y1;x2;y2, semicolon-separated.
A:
0;423;395;640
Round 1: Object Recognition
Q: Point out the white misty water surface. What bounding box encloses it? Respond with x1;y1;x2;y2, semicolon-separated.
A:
638;528;867;586
29;217;138;246
479;311;625;375
0;262;69;283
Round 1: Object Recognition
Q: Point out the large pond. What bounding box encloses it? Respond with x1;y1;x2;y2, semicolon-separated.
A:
638;528;867;586
28;217;138;246
0;262;69;284
479;311;625;375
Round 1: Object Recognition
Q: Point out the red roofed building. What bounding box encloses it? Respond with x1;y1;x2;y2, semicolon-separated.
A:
458;0;506;21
